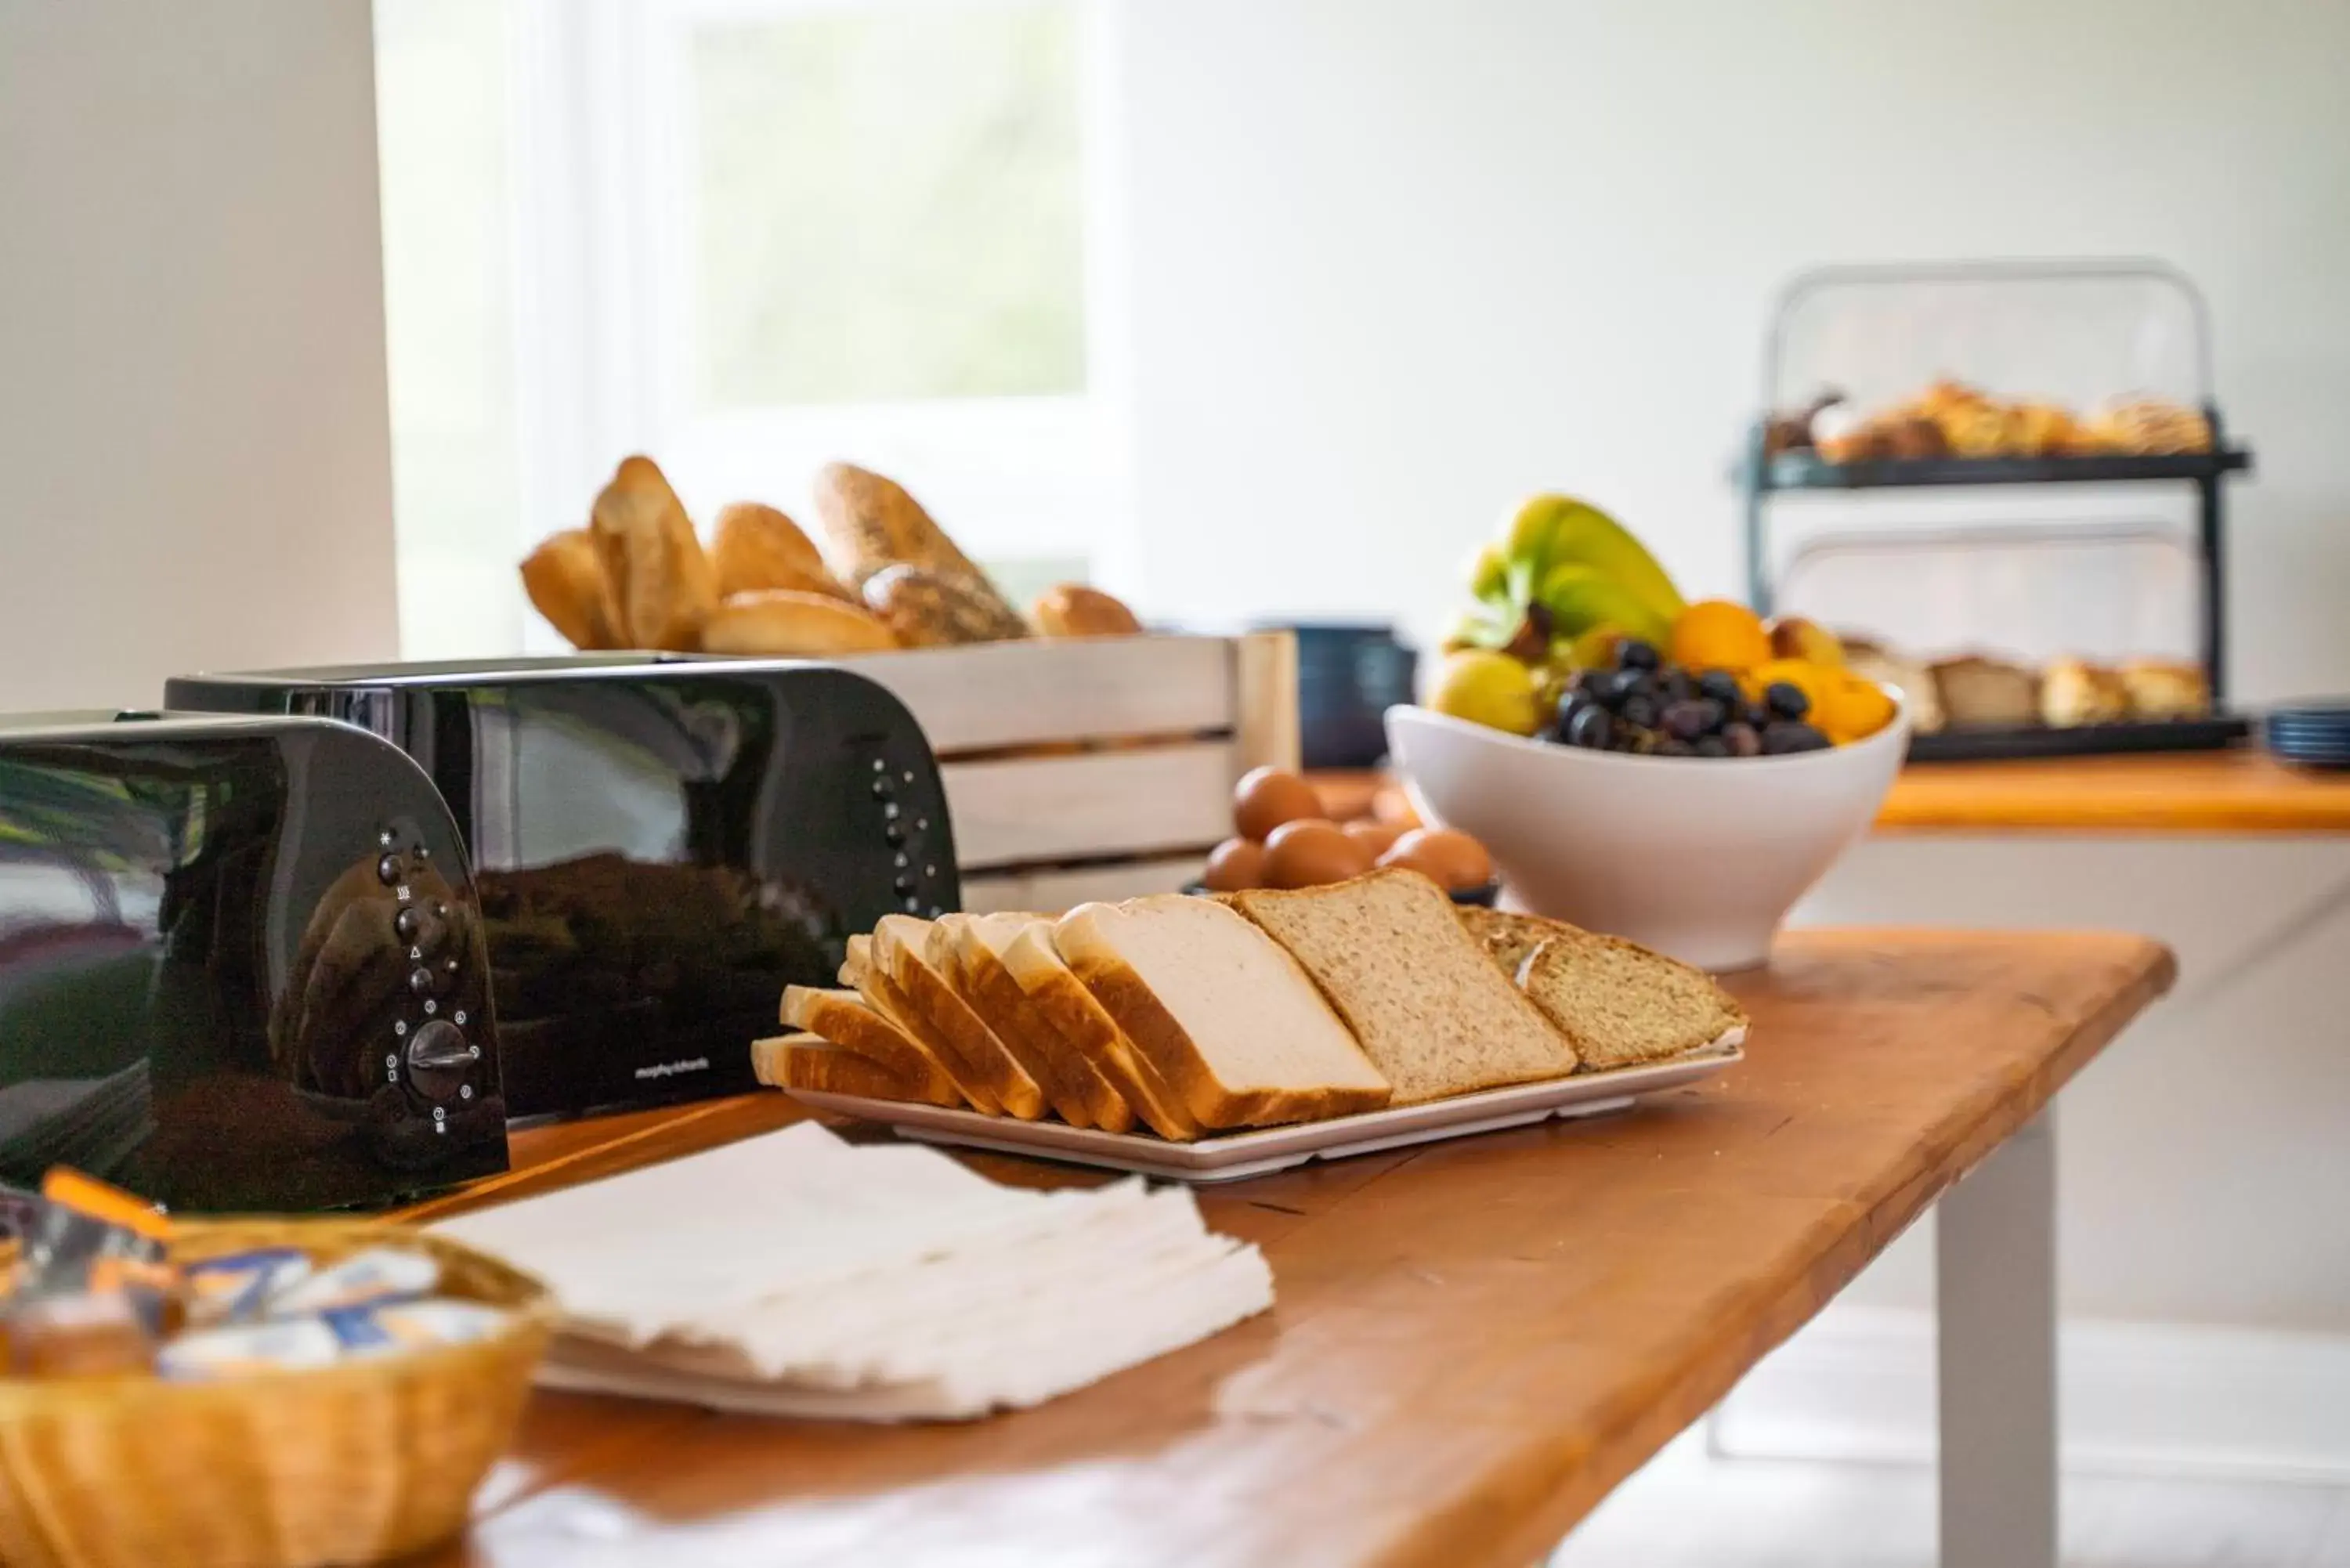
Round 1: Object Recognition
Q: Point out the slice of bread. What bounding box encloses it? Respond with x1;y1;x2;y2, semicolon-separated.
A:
1056;897;1390;1129
949;912;1135;1133
856;965;1003;1115
873;916;1047;1120
752;1033;958;1104
998;925;1202;1141
1517;933;1745;1071
781;985;963;1106
1231;869;1578;1103
839;933;872;989
1457;906;1585;980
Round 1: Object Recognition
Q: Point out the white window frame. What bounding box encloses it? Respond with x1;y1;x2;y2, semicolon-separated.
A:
505;0;1133;650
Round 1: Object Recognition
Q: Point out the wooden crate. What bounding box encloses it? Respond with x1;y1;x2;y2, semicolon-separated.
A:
835;634;1298;913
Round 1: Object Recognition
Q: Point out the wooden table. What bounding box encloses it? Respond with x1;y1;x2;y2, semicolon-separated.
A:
1318;750;2350;835
407;930;2173;1568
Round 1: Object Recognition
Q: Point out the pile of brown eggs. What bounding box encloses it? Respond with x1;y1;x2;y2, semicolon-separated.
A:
1199;768;1494;894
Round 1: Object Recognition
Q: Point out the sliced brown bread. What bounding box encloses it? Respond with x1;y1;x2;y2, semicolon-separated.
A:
855;964;1003;1115
1517;933;1746;1071
998;924;1202;1141
1457;905;1585;979
780;985;962;1106
1055;897;1390;1129
873;916;1047;1120
751;1033;960;1104
1231;869;1578;1103
948;912;1135;1133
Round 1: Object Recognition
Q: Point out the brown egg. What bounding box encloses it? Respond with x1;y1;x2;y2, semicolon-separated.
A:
1369;786;1423;829
1233;767;1323;842
1261;819;1374;889
1376;828;1493;891
1342;819;1406;858
1199;836;1266;892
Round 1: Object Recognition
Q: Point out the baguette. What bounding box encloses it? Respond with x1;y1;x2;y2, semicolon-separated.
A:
999;925;1201;1141
699;590;899;656
873;916;1047;1120
781;985;962;1105
589;455;719;650
519;528;626;649
945;913;1134;1133
711;502;852;602
862;564;1031;647
810;461;991;588
753;1033;950;1103
1055;897;1389;1129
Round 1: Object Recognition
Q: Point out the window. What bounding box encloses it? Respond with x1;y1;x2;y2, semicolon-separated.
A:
376;0;1122;656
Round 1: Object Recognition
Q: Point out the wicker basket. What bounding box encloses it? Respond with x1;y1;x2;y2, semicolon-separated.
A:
0;1218;555;1568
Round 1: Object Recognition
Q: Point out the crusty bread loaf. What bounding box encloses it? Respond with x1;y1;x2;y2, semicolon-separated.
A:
752;1033;955;1103
873;916;1047;1120
810;461;990;588
1031;583;1142;638
782;985;962;1105
520;528;626;649
1517;934;1744;1071
946;913;1135;1133
1056;897;1390;1129
700;590;898;656
1457;906;1585;980
711;502;852;602
856;966;1003;1115
998;924;1201;1141
862;564;1031;646
590;455;720;651
1231;869;1578;1102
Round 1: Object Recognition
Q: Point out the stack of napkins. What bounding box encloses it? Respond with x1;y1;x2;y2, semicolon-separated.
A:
432;1122;1273;1420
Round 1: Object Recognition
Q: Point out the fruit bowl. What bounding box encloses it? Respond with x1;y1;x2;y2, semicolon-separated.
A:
1384;694;1908;970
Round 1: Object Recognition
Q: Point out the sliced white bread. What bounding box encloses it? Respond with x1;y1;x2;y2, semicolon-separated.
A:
856;964;1003;1115
839;933;872;989
781;985;963;1106
947;912;1136;1133
1055;897;1390;1129
997;924;1202;1142
1517;933;1746;1070
752;1033;960;1105
873;916;1047;1121
1231;869;1578;1104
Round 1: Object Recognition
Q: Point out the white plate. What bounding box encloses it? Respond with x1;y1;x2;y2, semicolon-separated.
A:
786;1029;1744;1183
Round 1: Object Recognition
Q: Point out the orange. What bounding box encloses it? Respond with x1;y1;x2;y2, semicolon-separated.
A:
1668;600;1772;674
1816;671;1897;744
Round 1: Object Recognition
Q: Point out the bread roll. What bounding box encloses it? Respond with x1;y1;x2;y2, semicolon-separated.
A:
2040;656;2130;728
700;591;899;656
862;564;1030;646
1031;583;1142;638
520;529;625;649
711;502;850;602
2118;659;2208;719
589;456;719;650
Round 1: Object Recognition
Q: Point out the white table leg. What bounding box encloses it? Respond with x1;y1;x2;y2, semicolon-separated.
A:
1937;1110;2057;1568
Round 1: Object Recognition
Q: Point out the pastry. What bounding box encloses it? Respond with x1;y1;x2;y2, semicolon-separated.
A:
2039;657;2131;727
2082;398;2212;456
862;564;1031;647
1931;656;2039;729
1031;583;1142;638
711;503;851;602
588;456;719;651
519;529;625;649
699;590;899;656
2118;659;2209;719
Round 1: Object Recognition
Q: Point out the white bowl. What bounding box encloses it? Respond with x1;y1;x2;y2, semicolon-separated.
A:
1384;695;1909;971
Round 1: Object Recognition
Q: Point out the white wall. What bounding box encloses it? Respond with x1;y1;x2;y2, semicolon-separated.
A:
0;0;400;712
1110;0;2350;706
1110;0;2350;1344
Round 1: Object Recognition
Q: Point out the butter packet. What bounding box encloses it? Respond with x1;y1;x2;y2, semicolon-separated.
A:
268;1248;439;1317
182;1248;314;1328
157;1317;344;1381
323;1299;511;1359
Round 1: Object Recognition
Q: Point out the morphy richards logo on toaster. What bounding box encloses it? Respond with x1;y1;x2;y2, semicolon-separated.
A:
634;1057;712;1081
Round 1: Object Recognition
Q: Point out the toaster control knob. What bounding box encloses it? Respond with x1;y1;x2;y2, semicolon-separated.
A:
377;853;404;887
407;966;441;997
393;905;439;949
404;1020;472;1101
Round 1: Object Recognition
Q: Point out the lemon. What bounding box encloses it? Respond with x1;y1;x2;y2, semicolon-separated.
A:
1430;649;1544;736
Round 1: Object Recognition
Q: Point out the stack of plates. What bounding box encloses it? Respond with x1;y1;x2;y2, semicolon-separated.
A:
2263;705;2350;770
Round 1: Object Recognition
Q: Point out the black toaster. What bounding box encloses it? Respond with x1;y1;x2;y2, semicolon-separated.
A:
0;713;507;1212
165;657;959;1118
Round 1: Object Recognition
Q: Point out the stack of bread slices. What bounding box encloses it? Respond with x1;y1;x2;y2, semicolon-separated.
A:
756;867;1745;1141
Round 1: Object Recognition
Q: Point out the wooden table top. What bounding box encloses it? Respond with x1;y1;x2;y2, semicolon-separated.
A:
1316;749;2350;835
409;929;2173;1568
